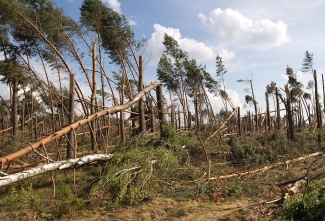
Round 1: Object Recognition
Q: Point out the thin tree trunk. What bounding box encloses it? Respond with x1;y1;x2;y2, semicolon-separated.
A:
237;107;241;136
138;55;146;133
314;70;321;145
12;78;18;137
250;81;258;132
276;87;281;130
156;85;165;134
67;74;75;159
91;42;97;151
266;92;271;131
285;84;294;141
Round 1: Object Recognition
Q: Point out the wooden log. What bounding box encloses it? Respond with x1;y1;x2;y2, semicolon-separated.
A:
206;107;238;141
207;152;323;181
0;81;161;167
0;154;113;187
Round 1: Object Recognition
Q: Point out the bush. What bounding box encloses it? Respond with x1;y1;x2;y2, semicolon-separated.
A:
89;123;192;210
229;132;292;164
280;179;325;220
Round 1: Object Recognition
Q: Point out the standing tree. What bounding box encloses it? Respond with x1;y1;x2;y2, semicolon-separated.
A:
301;50;314;74
237;78;258;132
157;34;189;128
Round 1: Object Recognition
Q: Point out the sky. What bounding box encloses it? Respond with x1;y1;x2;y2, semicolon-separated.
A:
2;0;325;114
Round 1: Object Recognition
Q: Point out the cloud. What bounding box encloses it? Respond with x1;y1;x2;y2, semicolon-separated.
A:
218;48;235;62
206;89;243;113
104;0;121;14
147;24;217;65
127;16;137;26
199;8;290;50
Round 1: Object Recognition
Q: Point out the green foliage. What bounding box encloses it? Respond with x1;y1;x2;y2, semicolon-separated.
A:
228;184;243;197
4;184;42;212
229;132;289;164
55;181;86;217
216;55;227;77
266;81;277;96
301;50;314;74
280;179;325;220
90;124;192;210
80;0;140;65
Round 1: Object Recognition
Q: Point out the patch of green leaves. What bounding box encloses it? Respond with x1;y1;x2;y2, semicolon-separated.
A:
280;179;325;220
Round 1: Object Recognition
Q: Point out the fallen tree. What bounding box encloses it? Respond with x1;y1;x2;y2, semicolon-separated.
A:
0;154;113;187
207;151;323;181
0;81;161;168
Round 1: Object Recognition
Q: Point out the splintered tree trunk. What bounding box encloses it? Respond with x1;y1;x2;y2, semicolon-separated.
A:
237;107;241;136
285;84;294;141
67;74;75;159
314;70;321;145
156;85;164;133
150;99;155;134
266;92;271;131
276;87;280;130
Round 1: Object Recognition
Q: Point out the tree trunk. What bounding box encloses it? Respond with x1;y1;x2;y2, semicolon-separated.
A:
266;92;271;131
138;55;146;133
285;84;294;141
237;107;241;136
0;82;161;166
12;78;18;137
314;71;322;146
156;85;165;134
275;87;280;130
250;81;258;132
67;74;75;159
91;42;98;151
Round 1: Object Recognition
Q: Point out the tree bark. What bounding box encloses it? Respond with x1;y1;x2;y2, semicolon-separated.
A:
285;84;295;141
12;78;18;137
67;74;75;159
314;70;321;146
276;87;281;130
138;55;146;133
0;154;113;187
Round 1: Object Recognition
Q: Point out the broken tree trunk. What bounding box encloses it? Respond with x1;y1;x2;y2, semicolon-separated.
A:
0;154;113;187
206;107;238;141
207;152;323;181
0;81;161;168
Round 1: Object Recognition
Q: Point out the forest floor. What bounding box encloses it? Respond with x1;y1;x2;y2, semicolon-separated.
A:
0;130;324;220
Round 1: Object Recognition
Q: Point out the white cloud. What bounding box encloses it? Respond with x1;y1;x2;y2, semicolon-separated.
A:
147;24;216;65
206;89;243;113
218;48;235;62
198;13;207;24
128;19;137;26
104;0;121;14
199;8;290;50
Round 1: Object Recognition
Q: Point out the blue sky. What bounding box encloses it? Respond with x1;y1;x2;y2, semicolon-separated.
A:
2;0;325;113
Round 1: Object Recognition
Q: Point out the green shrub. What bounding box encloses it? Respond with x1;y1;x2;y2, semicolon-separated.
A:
229;132;292;164
89;123;192;210
4;184;42;212
280;179;325;220
56;181;86;217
